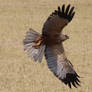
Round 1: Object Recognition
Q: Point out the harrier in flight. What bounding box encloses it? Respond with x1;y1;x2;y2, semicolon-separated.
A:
23;4;80;88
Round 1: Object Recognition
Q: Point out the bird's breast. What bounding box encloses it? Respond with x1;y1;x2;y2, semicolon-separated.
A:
42;34;61;46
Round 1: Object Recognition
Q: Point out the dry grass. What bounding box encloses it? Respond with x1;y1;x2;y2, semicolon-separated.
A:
0;0;92;92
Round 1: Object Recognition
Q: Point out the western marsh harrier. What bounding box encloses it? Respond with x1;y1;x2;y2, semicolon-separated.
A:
23;4;80;88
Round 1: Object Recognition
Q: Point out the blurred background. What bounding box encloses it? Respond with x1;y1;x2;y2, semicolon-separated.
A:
0;0;92;92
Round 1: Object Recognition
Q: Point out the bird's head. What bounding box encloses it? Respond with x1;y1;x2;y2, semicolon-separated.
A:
65;35;69;39
61;34;69;42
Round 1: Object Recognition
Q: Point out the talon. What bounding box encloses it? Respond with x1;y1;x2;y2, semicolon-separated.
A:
32;36;43;48
32;36;42;43
32;40;42;48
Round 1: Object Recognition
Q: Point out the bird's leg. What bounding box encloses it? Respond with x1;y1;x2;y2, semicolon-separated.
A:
32;36;43;48
32;36;42;43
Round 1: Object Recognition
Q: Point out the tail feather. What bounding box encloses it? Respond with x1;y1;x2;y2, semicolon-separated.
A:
38;45;46;62
24;28;40;45
33;45;46;62
23;28;45;62
24;43;35;51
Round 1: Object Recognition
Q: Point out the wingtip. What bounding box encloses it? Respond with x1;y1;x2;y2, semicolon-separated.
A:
62;4;65;13
58;6;60;11
59;4;75;22
61;73;81;88
65;4;71;15
50;4;75;22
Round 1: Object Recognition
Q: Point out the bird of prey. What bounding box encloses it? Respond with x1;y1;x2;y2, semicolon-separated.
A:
23;4;80;88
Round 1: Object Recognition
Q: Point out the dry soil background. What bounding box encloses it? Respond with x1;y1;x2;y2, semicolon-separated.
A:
0;0;92;92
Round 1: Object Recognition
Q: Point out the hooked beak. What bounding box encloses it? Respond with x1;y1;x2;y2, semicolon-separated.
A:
65;35;69;39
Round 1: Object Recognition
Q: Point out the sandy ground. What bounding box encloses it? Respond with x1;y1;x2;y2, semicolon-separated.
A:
0;0;92;92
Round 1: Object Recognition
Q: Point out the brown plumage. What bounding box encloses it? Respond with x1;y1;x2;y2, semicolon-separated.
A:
23;4;80;88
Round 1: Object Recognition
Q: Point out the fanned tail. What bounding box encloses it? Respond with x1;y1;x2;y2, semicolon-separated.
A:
23;28;45;62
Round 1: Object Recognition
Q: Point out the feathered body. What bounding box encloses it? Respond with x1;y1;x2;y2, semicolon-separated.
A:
23;4;80;88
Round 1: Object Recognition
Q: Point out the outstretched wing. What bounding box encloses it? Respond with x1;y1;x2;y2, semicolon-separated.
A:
42;4;75;36
45;44;80;88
